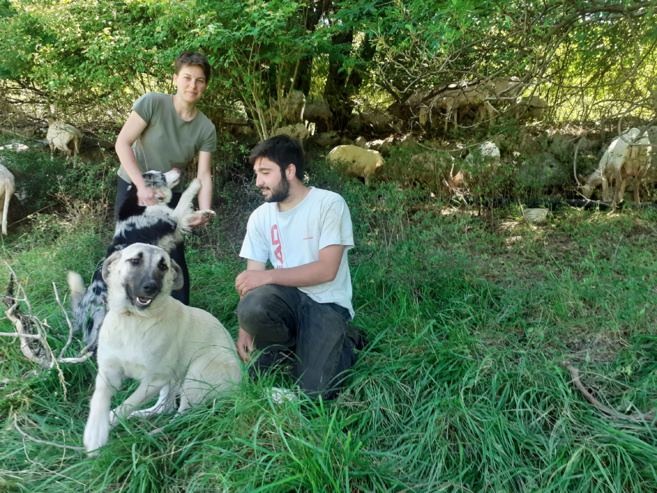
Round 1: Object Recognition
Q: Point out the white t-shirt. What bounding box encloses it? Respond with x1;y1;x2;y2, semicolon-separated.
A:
240;187;355;319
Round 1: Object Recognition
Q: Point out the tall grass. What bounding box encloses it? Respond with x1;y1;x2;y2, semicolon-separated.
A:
1;145;656;492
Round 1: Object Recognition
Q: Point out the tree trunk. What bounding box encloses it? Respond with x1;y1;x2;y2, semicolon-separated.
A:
294;0;332;96
324;32;377;132
323;30;355;131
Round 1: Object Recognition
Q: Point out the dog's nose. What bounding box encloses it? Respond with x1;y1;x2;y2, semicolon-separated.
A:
172;168;180;174
141;281;158;295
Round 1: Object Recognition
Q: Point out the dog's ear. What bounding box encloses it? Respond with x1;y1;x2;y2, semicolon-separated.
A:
170;259;184;292
102;251;123;282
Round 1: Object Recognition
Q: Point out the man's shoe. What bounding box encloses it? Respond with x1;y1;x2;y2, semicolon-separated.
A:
265;387;298;404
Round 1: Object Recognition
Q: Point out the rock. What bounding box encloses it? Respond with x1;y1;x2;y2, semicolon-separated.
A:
312;131;341;148
275;123;309;140
523;208;549;224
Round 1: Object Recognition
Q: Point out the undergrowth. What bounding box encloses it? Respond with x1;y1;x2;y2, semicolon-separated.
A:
1;145;656;492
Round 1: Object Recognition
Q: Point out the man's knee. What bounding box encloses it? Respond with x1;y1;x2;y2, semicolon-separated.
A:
236;285;295;336
237;287;270;330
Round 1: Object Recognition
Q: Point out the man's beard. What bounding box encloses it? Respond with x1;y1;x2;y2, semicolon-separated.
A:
264;174;290;203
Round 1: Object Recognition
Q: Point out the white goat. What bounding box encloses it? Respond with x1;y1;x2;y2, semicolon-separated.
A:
46;120;82;158
0;164;15;235
579;128;652;204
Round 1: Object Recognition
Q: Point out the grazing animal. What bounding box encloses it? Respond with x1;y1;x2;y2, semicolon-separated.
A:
0;164;15;235
46;121;83;158
68;169;214;352
83;243;241;454
388;77;524;132
327;145;384;185
465;141;501;164
579;128;652;204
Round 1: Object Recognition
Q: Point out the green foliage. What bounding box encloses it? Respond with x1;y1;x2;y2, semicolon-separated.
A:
1;2;657;490
192;0;327;138
1;0;655;129
0;143;116;224
2;171;657;491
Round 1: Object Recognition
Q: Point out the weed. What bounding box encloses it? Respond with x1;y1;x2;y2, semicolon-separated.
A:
1;156;657;492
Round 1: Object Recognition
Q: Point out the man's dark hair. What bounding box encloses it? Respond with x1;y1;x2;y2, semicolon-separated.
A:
175;51;211;82
249;135;305;179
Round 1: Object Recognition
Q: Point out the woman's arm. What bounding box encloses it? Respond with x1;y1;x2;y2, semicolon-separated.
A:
115;111;160;206
188;150;213;227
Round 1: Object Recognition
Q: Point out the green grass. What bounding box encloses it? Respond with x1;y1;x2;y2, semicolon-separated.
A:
1;149;657;492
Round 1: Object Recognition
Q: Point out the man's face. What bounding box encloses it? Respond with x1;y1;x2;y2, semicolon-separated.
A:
254;157;290;203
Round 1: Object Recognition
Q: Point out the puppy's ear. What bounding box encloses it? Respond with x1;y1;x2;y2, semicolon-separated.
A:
102;251;123;282
170;259;184;292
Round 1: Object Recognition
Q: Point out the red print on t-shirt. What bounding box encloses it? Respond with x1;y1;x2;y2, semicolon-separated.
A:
271;225;283;266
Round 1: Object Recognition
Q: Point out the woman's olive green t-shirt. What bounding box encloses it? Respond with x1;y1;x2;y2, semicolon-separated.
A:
117;92;217;192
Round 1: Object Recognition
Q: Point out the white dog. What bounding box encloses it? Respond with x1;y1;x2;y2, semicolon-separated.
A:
83;243;241;454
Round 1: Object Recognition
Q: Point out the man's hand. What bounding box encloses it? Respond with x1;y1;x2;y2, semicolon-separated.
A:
236;327;254;363
235;270;270;297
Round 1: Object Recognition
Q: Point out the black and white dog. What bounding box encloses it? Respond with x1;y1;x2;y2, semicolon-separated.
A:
68;169;214;352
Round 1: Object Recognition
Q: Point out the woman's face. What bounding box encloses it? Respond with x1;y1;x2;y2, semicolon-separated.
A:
173;64;208;105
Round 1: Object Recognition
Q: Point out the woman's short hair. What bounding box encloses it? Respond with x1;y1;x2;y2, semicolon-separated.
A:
249;135;305;179
175;51;211;82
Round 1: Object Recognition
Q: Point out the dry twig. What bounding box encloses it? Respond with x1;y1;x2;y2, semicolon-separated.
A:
1;262;91;396
562;360;656;423
14;413;85;452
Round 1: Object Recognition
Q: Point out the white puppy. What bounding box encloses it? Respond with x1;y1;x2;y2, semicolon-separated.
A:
83;243;241;454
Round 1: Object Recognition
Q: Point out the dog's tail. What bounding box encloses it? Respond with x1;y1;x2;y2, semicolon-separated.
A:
67;271;86;312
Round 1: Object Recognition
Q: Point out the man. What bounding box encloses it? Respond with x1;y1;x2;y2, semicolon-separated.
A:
235;135;358;400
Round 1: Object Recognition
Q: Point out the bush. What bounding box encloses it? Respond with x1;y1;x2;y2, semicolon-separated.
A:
0;141;117;224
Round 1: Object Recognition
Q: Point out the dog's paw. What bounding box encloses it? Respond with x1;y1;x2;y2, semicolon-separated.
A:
83;419;110;455
109;409;120;427
197;209;216;220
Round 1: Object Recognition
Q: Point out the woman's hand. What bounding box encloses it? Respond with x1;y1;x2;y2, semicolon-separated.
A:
136;186;161;207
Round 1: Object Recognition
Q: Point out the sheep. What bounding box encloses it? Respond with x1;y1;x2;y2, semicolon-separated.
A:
393;77;524;133
46;120;82;158
579;128;652;204
0;164;15;235
327;145;384;185
513;95;548;120
465;141;501;164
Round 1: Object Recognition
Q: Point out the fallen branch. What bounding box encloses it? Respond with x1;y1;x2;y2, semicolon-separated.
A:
1;262;91;396
14;413;85;452
562;360;656;423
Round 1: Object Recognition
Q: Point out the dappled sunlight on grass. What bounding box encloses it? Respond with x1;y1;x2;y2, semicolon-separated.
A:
1;168;656;492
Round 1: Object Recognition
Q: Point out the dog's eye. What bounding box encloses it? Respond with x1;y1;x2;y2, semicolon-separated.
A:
158;259;168;271
129;258;140;266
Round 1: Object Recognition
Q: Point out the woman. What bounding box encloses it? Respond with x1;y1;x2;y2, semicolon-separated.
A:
114;51;217;304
